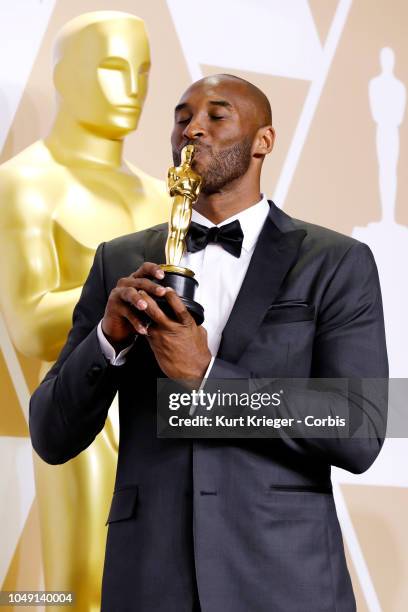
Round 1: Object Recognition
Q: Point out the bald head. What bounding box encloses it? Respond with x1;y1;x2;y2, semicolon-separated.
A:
187;74;272;128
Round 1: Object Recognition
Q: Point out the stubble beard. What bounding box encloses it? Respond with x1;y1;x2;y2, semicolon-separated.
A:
172;137;253;195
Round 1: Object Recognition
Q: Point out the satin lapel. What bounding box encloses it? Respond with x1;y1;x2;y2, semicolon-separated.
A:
217;216;306;362
143;227;167;264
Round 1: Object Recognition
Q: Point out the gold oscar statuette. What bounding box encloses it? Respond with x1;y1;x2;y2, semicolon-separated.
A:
156;144;205;324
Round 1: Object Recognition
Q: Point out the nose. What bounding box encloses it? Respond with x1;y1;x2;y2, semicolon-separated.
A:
128;66;138;98
183;117;206;140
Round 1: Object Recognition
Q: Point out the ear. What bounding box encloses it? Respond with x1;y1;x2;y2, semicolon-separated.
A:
253;126;275;158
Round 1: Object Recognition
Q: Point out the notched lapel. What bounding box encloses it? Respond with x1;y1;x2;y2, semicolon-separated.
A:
217;217;306;362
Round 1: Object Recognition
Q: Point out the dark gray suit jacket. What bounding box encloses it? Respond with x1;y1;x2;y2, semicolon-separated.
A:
29;201;388;612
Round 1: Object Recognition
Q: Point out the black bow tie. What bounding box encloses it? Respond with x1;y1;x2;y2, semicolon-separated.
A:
186;219;244;258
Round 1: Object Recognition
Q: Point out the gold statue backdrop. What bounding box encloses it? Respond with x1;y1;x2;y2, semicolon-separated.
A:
0;11;168;611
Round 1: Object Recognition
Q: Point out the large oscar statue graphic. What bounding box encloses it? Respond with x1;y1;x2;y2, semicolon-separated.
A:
156;144;204;324
0;12;168;611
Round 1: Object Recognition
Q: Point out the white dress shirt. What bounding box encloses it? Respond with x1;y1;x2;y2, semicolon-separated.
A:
97;195;270;371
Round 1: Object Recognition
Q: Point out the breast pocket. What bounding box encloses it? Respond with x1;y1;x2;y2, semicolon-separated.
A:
263;301;315;324
248;301;316;376
105;486;139;525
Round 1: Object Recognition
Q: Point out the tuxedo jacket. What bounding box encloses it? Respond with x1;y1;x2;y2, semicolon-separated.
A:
29;201;388;612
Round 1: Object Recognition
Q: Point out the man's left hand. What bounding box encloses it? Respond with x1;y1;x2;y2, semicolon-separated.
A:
135;287;212;380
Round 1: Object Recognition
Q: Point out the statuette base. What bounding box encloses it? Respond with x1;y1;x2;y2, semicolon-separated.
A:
156;269;204;325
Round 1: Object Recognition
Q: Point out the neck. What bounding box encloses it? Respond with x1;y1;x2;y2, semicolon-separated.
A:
46;108;125;168
194;176;262;224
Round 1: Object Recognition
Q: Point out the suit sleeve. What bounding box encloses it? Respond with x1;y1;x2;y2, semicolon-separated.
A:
207;242;389;474
29;242;123;465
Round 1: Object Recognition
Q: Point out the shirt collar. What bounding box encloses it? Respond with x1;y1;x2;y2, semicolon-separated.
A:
191;195;270;254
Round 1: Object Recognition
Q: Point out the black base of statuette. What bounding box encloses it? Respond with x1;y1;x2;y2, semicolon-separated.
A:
138;270;204;326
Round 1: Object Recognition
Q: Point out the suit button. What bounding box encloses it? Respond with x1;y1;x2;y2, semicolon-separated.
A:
87;364;102;384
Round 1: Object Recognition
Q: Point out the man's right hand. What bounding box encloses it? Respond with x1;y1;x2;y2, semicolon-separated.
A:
101;262;167;351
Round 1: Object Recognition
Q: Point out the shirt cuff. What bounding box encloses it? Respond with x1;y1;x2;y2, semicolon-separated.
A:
200;356;215;389
97;320;136;366
188;356;215;416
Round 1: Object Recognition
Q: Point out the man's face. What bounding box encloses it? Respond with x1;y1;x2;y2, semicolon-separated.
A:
171;80;256;194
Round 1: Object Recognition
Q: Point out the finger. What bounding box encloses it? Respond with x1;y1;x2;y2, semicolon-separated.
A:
132;262;165;281
164;288;193;326
123;311;149;336
113;298;149;335
117;287;153;330
118;286;157;313
137;290;173;328
119;277;167;297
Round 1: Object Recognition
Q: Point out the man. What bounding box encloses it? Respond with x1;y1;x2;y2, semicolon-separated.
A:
30;74;388;612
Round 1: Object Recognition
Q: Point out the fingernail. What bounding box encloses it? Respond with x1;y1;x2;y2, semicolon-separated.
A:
166;286;174;292
156;269;165;279
136;299;147;309
137;325;147;335
156;286;166;295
